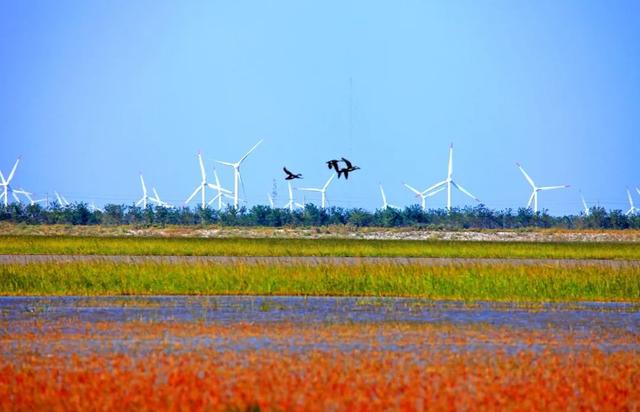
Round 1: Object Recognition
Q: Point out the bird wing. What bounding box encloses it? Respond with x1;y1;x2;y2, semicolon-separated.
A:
283;167;293;177
341;157;353;169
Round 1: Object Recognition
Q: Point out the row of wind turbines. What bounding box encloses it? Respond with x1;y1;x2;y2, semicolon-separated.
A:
2;141;640;215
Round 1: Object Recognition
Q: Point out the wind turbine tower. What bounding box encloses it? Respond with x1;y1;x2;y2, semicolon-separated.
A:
299;174;335;209
516;163;569;213
424;144;480;211
217;140;263;209
0;157;21;207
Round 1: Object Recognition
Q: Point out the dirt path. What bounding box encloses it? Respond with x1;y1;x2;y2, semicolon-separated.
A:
0;254;638;267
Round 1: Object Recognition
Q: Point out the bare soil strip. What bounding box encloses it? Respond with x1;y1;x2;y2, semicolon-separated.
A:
1;254;638;267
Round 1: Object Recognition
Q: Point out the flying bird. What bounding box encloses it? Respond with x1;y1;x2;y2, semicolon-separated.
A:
337;157;361;179
283;167;303;180
326;159;340;172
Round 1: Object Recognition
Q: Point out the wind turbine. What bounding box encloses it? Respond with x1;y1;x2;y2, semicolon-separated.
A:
579;191;590;216
151;188;172;208
298;174;335;209
516;163;569;213
626;189;639;216
89;202;103;213
0;157;21;207
185;151;217;209
267;193;274;208
283;182;304;211
379;185;399;209
216;139;263;209
136;174;151;208
54;191;70;206
403;183;445;211
424;144;480;211
206;168;232;211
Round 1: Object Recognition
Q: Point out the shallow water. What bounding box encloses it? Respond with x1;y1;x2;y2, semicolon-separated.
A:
2;296;638;356
2;295;639;329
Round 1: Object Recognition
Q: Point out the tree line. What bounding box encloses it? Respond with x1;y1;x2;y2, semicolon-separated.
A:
1;202;639;229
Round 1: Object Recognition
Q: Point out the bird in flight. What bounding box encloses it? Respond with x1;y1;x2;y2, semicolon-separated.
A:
326;159;340;172
283;167;303;180
337;157;360;179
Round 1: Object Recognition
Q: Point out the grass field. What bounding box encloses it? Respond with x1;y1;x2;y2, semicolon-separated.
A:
3;320;638;411
2;261;639;301
1;235;640;259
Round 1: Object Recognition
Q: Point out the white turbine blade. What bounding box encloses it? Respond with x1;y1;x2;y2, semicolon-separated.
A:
139;174;147;195
11;191;21;203
538;185;569;191
403;183;422;196
447;143;453;179
207;183;232;194
267;194;274;208
425;186;446;198
238;139;263;164
0;170;5;185
61;195;70;206
628;189;635;208
379;185;388;205
322;174;335;190
451;181;480;201
216;160;235;168
526;191;535;208
55;191;63;204
515;163;536;189
424;180;447;194
636;187;640;197
295;202;305;209
185;186;201;204
298;188;322;192
213;168;221;187
6;157;20;183
136;198;144;207
152;188;162;202
581;194;589;215
197;152;207;181
208;193;222;206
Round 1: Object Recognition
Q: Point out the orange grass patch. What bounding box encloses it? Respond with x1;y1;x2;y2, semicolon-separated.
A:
1;320;639;411
2;349;639;411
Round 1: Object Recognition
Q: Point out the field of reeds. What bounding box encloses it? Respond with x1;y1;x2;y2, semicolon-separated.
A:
1;235;640;259
2;261;639;301
2;319;638;411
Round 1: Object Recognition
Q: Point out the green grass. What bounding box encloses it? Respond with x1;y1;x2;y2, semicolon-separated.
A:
1;236;640;259
1;261;639;301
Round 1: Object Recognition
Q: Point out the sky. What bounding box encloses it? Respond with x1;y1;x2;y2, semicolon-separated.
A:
1;0;639;215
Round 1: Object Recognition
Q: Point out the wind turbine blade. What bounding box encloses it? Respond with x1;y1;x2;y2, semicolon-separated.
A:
448;143;453;179
526;191;535;208
636;187;640;197
425;186;446;198
238;139;263;164
516;163;536;189
61;195;69;205
152;188;161;201
581;193;589;214
298;188;322;192
323;174;335;190
403;183;422;196
7;157;20;183
628;189;634;208
136;198;144;207
198;152;206;181
0;170;5;185
216;161;235;167
185;186;201;204
11;191;20;203
208;193;222;206
379;185;388;205
451;181;480;201
213;168;221;187
139;174;147;195
538;185;570;191
55;192;63;204
424;180;448;194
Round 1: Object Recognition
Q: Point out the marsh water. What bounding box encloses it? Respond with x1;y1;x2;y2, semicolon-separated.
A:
2;296;639;356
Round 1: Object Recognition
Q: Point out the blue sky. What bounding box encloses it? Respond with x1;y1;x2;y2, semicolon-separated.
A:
1;1;639;214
